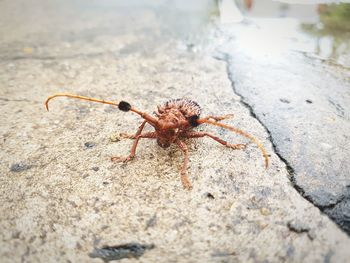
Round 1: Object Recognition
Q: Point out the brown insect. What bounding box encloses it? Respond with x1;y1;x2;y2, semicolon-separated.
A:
45;93;269;190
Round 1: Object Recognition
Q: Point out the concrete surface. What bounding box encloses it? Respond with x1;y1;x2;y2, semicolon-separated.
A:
1;0;350;262
214;13;350;235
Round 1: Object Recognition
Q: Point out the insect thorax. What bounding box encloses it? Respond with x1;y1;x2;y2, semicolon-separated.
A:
157;98;201;119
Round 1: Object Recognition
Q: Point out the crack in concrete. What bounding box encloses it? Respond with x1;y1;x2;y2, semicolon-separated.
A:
317;186;350;210
323;197;350;211
214;52;350;236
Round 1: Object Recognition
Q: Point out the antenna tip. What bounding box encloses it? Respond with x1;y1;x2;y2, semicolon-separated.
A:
118;101;131;112
45;101;50;111
264;155;269;168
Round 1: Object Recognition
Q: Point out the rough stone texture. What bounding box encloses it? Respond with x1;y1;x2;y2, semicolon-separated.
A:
1;1;350;262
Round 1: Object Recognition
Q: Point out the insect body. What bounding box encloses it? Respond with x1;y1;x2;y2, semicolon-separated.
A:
45;94;269;190
153;99;201;148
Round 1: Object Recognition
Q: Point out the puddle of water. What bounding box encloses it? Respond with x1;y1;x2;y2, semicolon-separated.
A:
221;0;350;67
1;0;348;63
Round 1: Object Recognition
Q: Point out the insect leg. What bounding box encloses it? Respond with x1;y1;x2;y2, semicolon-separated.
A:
120;120;147;139
195;119;269;168
111;132;157;163
185;131;246;150
175;139;192;190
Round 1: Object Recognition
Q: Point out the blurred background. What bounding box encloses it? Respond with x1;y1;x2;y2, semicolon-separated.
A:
1;0;349;65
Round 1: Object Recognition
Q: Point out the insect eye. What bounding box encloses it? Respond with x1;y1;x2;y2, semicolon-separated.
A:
189;115;199;127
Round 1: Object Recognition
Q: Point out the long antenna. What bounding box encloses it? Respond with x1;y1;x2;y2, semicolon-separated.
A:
45;93;159;126
198;118;269;168
45;93;118;111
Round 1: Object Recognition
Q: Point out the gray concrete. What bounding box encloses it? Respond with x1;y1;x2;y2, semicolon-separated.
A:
1;0;350;262
214;14;350;234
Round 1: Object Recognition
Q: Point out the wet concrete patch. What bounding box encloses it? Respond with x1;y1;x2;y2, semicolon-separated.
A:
324;190;350;234
215;23;350;234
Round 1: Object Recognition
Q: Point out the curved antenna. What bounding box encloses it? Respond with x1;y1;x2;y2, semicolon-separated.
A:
45;93;118;111
197;118;269;168
45;93;159;126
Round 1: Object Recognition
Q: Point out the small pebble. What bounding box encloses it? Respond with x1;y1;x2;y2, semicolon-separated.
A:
23;47;33;54
84;142;96;148
280;98;290;104
109;133;121;142
92;167;100;172
205;192;215;199
260;207;270;216
10;162;32;172
258;221;268;229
